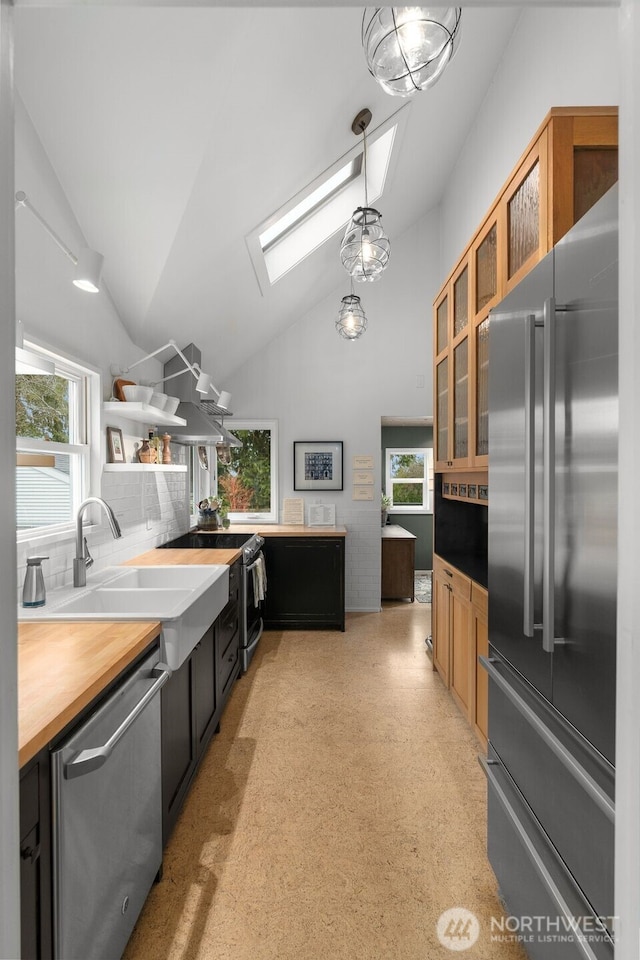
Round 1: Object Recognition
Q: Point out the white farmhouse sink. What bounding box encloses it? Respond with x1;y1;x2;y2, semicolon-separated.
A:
54;588;194;617
19;564;230;670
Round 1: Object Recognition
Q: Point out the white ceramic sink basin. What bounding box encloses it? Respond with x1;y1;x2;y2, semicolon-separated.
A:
54;588;194;617
105;566;215;590
19;564;230;670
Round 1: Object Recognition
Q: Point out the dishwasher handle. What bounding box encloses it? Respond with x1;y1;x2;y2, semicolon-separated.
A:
64;663;171;780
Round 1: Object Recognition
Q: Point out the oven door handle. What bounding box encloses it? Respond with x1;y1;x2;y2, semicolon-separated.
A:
246;556;263;574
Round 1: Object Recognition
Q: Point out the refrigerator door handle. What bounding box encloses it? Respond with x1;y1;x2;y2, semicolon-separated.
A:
480;656;615;823
524;313;538;638
542;297;563;652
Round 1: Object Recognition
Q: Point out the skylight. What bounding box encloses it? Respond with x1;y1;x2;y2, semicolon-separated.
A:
259;160;360;252
246;107;408;292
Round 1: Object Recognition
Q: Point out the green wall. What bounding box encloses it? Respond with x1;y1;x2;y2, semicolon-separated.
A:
381;424;433;570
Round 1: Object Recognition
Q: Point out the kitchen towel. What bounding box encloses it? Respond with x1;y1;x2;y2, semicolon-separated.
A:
252;553;267;605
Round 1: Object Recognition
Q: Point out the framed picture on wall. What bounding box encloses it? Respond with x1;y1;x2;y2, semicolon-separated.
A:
106;426;125;464
294;441;343;491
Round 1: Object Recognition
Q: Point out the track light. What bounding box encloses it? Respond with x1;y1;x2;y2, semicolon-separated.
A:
15;191;104;293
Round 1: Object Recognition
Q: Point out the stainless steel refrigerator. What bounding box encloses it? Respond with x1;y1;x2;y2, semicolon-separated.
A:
482;185;617;959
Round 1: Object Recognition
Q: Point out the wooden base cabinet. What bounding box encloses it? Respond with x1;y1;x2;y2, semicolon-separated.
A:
381;526;416;601
432;554;488;748
162;561;241;843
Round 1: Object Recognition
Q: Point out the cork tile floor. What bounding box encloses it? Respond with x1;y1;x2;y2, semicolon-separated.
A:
124;600;527;960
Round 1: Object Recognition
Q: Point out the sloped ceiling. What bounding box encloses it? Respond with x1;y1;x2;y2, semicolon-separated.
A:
14;6;520;377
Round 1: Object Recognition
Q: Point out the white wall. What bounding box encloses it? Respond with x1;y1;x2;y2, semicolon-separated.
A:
227;212;439;612
440;7;620;270
14;97;193;596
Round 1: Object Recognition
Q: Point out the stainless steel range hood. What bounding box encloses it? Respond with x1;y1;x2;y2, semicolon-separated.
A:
163;344;241;447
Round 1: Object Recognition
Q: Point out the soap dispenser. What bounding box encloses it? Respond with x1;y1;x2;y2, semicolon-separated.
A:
22;556;49;608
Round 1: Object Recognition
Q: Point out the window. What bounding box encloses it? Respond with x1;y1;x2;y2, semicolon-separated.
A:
16;343;97;536
385;448;433;514
215;421;278;523
246;106;408;291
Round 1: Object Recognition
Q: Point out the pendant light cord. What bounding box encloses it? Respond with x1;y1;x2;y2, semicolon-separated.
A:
362;123;369;208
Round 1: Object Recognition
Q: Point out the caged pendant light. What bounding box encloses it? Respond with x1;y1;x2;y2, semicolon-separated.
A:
362;7;462;98
340;109;390;283
336;281;368;341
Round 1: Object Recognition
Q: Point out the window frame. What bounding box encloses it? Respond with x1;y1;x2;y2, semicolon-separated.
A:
16;340;99;542
216;419;278;524
385;447;433;515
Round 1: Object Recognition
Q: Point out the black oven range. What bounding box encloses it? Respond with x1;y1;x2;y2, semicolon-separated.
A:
158;531;265;672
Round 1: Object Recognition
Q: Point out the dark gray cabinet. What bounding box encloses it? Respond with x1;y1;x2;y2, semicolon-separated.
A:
20;753;52;960
263;537;345;631
161;562;241;843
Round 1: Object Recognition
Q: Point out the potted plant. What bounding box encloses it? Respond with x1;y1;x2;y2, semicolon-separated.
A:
381;493;392;527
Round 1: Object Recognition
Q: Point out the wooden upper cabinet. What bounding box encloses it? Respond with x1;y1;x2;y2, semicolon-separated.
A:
501;130;548;294
433;256;472;471
433;106;618;476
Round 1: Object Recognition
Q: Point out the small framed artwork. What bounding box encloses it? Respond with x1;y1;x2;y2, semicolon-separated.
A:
106;426;125;464
294;441;343;491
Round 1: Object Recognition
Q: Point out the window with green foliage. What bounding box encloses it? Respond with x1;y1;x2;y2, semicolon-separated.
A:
385;447;433;514
16;344;95;535
216;421;278;523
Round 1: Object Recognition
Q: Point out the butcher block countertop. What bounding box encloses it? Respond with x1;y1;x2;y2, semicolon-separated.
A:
123;548;243;566
18;620;161;768
125;526;347;567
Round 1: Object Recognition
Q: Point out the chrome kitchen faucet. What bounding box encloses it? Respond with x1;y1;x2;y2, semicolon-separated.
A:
73;497;122;587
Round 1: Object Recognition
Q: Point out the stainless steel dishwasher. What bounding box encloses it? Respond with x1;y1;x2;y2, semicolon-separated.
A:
51;647;170;960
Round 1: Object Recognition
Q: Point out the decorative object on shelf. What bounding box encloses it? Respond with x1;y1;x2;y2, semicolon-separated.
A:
15;191;104;292
198;497;221;529
381;492;392;526
121;384;153;404
362;7;462;98
294;441;343;491
106;426;125;464
336;284;368;340
339;108;390;283
138;433;156;464
161;434;172;464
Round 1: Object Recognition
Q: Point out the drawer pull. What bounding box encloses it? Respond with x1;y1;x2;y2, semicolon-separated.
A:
444;569;453;578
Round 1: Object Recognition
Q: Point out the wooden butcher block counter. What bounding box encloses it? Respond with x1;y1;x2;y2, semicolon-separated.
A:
123;547;243;566
18;620;161;767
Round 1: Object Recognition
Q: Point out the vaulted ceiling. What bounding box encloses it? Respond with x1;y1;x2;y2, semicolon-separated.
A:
14;5;520;376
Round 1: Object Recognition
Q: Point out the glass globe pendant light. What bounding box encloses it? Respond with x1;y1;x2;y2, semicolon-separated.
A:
336;282;368;341
340;109;390;283
362;7;462;98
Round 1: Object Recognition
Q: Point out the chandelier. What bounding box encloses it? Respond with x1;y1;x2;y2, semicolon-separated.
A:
362;7;462;98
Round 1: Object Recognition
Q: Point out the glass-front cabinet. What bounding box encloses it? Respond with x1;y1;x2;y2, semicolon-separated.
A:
433;258;471;470
433;107;618;480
